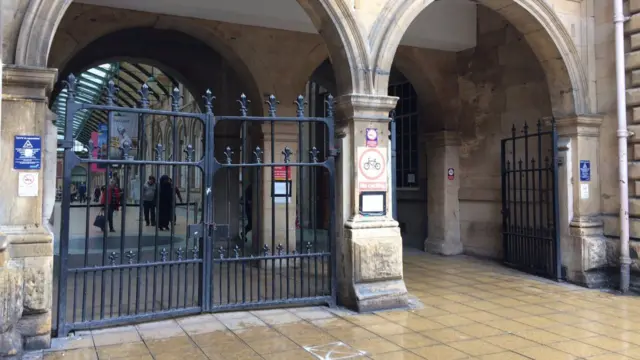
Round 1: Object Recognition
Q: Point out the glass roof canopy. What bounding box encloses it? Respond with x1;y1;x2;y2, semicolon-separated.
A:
53;63;118;151
52;62;177;153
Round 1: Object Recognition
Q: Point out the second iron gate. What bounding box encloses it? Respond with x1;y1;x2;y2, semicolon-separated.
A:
56;75;336;336
500;119;560;280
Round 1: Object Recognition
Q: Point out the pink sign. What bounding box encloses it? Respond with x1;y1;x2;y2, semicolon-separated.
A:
90;132;105;172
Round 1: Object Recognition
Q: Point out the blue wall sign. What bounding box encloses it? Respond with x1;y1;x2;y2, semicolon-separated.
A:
14;135;42;170
579;160;591;182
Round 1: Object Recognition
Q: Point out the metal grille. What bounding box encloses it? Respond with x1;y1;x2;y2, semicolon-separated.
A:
388;81;418;189
56;75;337;336
501;120;560;280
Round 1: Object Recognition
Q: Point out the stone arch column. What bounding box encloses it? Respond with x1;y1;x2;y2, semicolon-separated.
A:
369;0;591;118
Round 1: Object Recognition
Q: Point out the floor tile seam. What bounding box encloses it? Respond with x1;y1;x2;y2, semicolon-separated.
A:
172;319;230;357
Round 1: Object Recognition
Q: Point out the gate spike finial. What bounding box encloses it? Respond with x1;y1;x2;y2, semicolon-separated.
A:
253;146;263;164
295;95;307;117
87;139;97;159
282;146;293;163
64;74;78;97
125;250;136;264
176;247;184;261
184;144;195;162
325;94;335;118
218;246;225;259
263;244;270;256
108;252;119;266
309;147;320;163
265;95;279;117
506;160;511;170
106;80;118;106
306;242;312;254
191;245;199;259
203;89;216;114
523;122;529;135
121;142;132;160
139;84;150;108
537;119;542;133
276;244;284;256
160;248;169;262
233;245;240;259
224;146;234;164
238;93;250;116
155;144;165;161
171;87;182;112
511;124;516;138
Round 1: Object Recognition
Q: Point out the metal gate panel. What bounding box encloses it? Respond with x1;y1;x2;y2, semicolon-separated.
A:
56;76;336;336
501;119;561;280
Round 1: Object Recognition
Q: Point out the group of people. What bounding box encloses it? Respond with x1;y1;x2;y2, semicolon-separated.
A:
98;175;182;233
141;175;182;231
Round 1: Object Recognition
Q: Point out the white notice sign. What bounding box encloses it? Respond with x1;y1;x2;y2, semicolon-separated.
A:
18;172;38;197
580;183;589;200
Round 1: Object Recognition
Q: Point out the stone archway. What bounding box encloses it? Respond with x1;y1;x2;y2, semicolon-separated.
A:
15;0;365;97
369;0;591;117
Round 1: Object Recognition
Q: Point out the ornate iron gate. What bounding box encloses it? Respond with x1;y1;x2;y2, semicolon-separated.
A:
501;120;560;280
56;75;336;336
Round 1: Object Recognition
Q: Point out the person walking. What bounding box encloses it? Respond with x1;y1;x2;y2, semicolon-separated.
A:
100;179;120;233
157;175;173;231
93;185;101;203
142;176;157;226
79;182;87;203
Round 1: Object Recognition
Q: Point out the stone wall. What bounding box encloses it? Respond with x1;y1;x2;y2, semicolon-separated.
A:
455;6;553;258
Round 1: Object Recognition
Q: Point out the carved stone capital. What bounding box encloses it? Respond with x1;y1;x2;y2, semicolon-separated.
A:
544;114;604;138
335;94;398;122
2;66;57;101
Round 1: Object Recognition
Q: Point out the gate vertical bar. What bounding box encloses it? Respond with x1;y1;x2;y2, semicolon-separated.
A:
202;91;215;311
389;110;397;221
57;75;78;337
501;139;508;262
551;119;561;279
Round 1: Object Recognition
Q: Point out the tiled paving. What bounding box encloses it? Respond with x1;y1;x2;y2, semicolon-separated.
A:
30;252;640;359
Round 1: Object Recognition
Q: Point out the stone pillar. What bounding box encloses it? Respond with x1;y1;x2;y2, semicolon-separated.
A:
424;131;463;255
1;65;57;357
555;115;608;287
258;123;298;257
335;94;408;312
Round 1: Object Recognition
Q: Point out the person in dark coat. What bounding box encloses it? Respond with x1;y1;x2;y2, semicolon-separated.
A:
157;175;173;230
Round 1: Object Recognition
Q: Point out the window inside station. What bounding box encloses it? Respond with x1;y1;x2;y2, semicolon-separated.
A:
388;80;419;189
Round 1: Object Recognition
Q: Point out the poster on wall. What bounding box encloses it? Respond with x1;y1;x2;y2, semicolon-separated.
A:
90;132;105;172
109;112;139;160
94;124;109;170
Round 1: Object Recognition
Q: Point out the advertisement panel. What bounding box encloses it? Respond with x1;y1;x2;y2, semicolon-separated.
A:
109;112;139;160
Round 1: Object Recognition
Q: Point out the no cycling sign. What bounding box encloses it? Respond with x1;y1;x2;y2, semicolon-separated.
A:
357;147;387;191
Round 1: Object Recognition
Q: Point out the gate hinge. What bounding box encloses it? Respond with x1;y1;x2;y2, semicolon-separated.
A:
330;148;341;157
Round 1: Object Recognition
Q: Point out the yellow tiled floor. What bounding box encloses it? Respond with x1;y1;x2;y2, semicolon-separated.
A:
32;252;640;360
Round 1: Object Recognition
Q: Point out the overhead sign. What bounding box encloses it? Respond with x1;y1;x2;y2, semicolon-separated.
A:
579;160;590;182
357;147;387;191
14;135;42;170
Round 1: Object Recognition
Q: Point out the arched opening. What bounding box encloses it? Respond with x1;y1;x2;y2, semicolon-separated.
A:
383;0;575;280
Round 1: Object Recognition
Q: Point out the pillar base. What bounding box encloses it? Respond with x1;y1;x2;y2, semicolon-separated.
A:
424;237;464;256
562;218;610;287
339;220;408;312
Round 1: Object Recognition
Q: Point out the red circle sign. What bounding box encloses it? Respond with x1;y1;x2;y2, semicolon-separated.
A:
358;148;386;180
23;174;35;185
